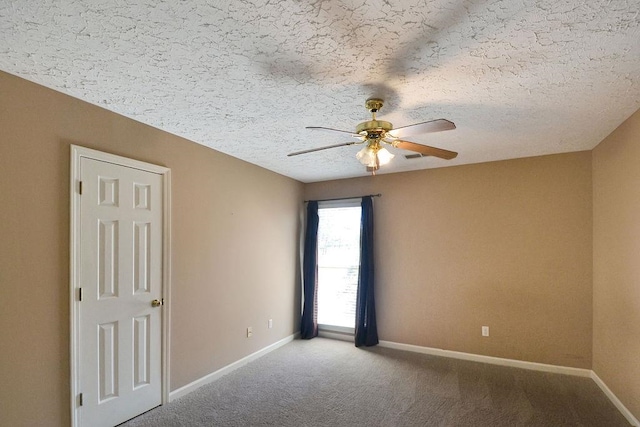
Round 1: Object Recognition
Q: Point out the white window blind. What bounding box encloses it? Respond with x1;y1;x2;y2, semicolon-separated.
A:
317;203;361;329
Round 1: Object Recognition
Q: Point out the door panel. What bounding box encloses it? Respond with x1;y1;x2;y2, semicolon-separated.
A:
133;314;151;388
79;158;163;427
98;219;119;298
98;322;118;401
133;221;151;293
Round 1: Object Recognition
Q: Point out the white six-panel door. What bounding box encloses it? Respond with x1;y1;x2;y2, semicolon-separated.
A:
71;147;169;427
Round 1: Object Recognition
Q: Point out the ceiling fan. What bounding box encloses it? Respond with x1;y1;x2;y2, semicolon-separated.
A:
288;98;457;172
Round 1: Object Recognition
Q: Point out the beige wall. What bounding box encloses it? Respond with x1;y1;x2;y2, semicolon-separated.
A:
0;71;303;426
306;152;594;368
592;108;640;420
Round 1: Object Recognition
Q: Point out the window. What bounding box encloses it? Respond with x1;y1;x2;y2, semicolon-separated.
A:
317;201;362;331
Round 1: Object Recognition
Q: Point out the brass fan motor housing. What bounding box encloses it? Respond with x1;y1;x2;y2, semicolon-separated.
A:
356;120;393;138
359;98;393;139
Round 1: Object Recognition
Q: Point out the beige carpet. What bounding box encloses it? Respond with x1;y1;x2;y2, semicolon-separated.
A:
122;338;630;426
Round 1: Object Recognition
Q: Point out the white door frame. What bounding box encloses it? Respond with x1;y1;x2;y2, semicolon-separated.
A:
70;145;172;427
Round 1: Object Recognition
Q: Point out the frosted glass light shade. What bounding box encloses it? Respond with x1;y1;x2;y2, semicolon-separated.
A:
356;146;377;167
377;147;394;165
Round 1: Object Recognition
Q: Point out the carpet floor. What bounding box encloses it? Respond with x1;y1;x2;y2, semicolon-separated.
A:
121;338;630;426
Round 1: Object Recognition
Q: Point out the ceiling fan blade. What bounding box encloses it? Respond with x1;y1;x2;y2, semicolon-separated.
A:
288;141;357;157
394;140;458;160
388;119;456;139
306;126;362;138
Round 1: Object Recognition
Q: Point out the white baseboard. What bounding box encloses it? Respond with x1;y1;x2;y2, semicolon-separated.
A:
169;333;298;402
591;371;639;426
377;340;638;425
168;333;638;426
378;340;591;377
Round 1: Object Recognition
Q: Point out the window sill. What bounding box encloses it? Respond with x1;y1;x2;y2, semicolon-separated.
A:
318;326;354;342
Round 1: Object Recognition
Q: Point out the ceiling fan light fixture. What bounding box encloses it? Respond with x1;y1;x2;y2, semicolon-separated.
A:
356;145;394;168
295;98;458;171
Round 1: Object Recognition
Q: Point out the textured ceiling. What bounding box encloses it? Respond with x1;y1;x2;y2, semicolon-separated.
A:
1;0;639;182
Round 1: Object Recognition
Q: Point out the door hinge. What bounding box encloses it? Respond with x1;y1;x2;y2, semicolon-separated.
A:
79;180;83;195
78;288;82;301
79;393;83;406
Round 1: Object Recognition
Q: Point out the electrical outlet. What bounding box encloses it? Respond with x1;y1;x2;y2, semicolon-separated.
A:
247;327;253;338
482;326;489;337
268;319;273;329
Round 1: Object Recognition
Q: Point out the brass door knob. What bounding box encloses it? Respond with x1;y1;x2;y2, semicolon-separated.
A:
151;299;163;307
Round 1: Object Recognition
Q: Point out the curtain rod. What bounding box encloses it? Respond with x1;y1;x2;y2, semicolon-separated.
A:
304;193;382;203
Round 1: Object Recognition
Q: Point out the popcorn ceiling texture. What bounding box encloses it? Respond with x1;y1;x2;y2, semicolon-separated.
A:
1;0;638;182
